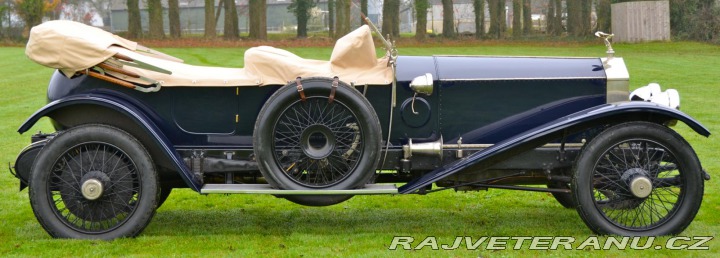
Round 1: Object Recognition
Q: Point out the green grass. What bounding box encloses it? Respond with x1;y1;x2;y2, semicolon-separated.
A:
1;42;719;257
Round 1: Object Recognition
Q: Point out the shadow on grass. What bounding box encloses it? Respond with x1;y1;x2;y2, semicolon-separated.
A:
144;194;585;237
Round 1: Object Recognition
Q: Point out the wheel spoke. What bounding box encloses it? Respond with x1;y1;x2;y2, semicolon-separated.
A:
591;139;684;230
272;97;364;187
47;142;141;233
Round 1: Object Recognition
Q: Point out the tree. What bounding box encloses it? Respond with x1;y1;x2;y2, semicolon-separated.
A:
328;0;335;38
221;0;238;40
672;0;720;42
147;0;164;39
335;0;350;38
15;0;59;37
487;0;504;38
288;0;316;38
168;0;180;38
512;0;521;38
473;0;485;38
127;0;142;38
204;0;216;38
415;0;428;39
546;0;561;36
0;4;7;38
566;0;579;36
580;0;591;35
567;0;591;37
360;0;368;24
441;0;454;37
522;0;531;34
596;0;610;33
381;0;399;38
248;0;266;39
498;0;506;33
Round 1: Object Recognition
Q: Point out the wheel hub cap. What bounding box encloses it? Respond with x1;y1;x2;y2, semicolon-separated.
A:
81;179;104;200
300;124;336;159
620;168;653;198
629;176;653;198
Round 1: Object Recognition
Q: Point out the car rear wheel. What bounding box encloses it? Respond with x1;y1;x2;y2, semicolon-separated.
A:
253;77;381;206
29;124;158;239
572;122;703;235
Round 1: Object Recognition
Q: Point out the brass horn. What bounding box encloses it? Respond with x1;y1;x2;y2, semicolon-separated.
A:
402;136;443;160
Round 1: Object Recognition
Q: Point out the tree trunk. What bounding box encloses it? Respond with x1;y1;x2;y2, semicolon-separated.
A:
522;0;531;34
204;0;216;38
248;0;267;39
335;0;350;38
328;0;335;38
596;0;611;33
360;0;368;24
169;0;181;38
488;0;498;36
441;0;455;38
391;1;400;36
0;7;4;38
291;0;314;38
127;0;142;38
546;0;555;34
224;0;239;39
512;0;521;38
473;0;485;38
553;0;562;36
215;0;223;26
147;0;164;39
498;0;506;33
488;0;505;38
381;0;399;38
566;0;577;36
415;0;428;39
580;0;592;36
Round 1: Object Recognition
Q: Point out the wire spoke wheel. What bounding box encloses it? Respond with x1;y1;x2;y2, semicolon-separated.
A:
591;139;682;230
254;77;381;206
273;97;364;188
572;122;703;236
29;125;158;239
48;142;140;233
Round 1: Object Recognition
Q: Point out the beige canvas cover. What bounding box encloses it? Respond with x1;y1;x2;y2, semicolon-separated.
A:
26;20;392;87
242;24;393;86
26;20;139;77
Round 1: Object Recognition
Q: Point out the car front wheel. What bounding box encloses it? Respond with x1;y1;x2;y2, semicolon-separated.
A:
29;124;158;239
572;122;704;236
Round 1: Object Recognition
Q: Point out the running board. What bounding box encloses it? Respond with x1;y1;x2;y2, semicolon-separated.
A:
200;184;398;195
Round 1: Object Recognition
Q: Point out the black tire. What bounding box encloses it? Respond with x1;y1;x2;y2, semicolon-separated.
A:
29;124;158;239
547;181;576;208
253;77;381;206
572;122;704;236
156;185;172;209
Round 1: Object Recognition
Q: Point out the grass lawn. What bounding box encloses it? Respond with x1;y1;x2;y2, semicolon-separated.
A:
0;41;718;257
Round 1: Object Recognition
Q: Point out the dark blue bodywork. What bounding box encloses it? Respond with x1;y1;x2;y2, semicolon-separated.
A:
18;55;710;192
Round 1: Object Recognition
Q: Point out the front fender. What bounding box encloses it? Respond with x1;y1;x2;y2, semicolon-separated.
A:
399;101;710;194
18;94;202;192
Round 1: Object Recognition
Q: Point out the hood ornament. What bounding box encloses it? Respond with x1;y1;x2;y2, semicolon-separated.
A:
595;31;615;68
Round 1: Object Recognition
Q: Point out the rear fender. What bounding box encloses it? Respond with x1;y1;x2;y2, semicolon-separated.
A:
18;94;202;192
399;101;710;194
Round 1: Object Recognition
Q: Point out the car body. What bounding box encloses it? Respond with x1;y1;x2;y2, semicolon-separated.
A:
12;20;711;239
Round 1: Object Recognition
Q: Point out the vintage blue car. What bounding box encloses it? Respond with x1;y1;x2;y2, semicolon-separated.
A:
12;20;710;239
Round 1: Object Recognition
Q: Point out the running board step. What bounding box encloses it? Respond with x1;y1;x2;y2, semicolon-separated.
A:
200;184;398;195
